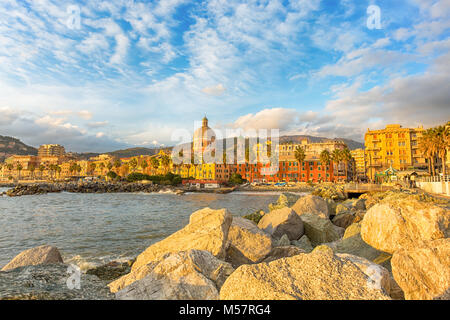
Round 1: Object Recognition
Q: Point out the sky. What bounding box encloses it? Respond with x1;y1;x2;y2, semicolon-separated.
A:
0;0;449;153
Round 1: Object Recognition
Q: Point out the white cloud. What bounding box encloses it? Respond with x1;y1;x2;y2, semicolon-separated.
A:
202;84;226;96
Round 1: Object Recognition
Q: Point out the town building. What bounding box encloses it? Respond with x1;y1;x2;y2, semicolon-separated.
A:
365;124;427;181
38;144;65;157
351;149;366;180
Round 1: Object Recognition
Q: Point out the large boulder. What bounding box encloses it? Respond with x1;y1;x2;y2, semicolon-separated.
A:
268;193;300;211
220;246;391;300
292;195;329;219
225;217;272;267
391;239;450;300
361;196;450;254
109;208;233;292
343;223;362;239
1;245;63;271
325;198;337;216
300;213;344;246
132;208;232;271
258;207;304;241
115;250;234;300
0;264;113;300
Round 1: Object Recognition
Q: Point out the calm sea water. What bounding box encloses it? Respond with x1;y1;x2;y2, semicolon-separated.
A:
0;189;305;270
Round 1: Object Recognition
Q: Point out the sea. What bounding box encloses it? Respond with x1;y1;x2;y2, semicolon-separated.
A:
0;188;307;270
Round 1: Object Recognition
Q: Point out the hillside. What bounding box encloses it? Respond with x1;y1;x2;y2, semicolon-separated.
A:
280;135;364;150
0;135;37;162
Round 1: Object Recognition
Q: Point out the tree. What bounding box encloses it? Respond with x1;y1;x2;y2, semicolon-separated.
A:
161;155;171;174
107;162;113;172
99;162;106;175
433;125;448;176
331;149;343;179
56;165;62;179
129;158;138;173
320;150;331;181
419;128;437;175
141;160;148;174
16;162;23;180
151;157;160;175
341;147;352;181
39;164;45;179
29;164;36;180
294;146;306;182
89;163;96;176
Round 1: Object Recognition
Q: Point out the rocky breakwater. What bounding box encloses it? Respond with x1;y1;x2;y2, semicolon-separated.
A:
5;181;166;197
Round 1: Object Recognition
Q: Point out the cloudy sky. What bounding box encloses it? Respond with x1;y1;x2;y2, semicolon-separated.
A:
0;0;449;152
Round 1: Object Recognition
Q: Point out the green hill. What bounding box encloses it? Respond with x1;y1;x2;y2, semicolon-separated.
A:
0;135;37;162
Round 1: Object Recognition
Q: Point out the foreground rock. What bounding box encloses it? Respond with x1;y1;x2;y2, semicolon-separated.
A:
312;184;347;200
0;264;113;300
391;239;450;300
292;235;313;253
86;261;132;281
109;208;232;292
115;250;234;300
258;207;304;241
291;195;330;219
262;246;305;263
1;245;63;271
300;213;344;246
361;195;450;254
220;246;391;300
225;217;272;267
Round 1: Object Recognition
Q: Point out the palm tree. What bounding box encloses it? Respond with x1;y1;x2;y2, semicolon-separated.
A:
39;164;45;179
151;157;159;175
331;149;343;180
56;165;62;179
161;155;171;174
99;162;106;175
129;158;138;173
141;160;148;174
320;150;331;181
419;128;437;175
29;164;36;180
16;162;23;181
433;125;448;176
341;148;352;181
89;163;96;176
294;146;306;182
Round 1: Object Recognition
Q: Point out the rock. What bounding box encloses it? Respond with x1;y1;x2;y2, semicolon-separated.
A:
300;213;344;246
132;208;232;271
291;235;313;253
337;253;392;296
86;261;131;281
325;198;337;216
109;208;233;292
0;264;113;300
391;239;450;300
343;223;361;239
1;245;64;271
258;207;304;241
353;198;366;211
262;246;305;263
220;247;391;300
291;195;329;219
361;196;450;254
277;234;290;247
332;213;354;229
242;210;265;224
268;193;300;211
335;204;350;215
225;217;272;267
115;250;234;300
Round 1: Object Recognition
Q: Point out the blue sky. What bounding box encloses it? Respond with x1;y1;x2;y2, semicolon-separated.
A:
0;0;449;152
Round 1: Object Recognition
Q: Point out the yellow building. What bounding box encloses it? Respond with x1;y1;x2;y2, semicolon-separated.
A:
365;124;426;180
351;149;366;179
38;144;65;157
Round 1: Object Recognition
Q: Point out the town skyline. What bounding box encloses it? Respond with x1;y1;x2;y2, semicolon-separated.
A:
0;0;449;152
